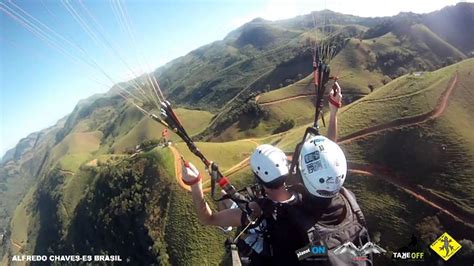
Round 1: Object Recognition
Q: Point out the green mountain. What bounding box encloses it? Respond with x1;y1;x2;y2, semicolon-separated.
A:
0;118;66;237
1;3;474;265
173;5;470;141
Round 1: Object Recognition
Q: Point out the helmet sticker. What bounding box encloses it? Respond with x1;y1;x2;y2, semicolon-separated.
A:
326;176;334;184
304;151;320;163
319;145;325;151
307;160;323;173
310;138;324;144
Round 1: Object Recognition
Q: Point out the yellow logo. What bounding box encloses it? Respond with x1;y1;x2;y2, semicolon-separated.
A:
430;232;462;261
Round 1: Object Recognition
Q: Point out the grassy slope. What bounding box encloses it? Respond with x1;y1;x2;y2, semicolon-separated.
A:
256;33;392;108
262;58;462;154
331;38;389;96
213;115;278;141
219;37;393;141
9;187;35;254
408;24;465;63
72;106;116;133
276;59;471;159
51;131;103;172
387;59;474;209
200;23;469;144
0;167;33;233
154;148;227;265
263;97;315;125
257;60;474;245
53;131;102;158
212;100;315;141
328;23;464;98
258;75;313;103
337;64;458;138
113;108;213;152
217;32;413;141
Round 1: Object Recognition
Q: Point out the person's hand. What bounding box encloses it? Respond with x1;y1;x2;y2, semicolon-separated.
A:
329;81;342;113
182;161;201;186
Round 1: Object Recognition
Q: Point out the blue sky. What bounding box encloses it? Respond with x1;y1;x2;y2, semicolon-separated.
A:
0;0;466;157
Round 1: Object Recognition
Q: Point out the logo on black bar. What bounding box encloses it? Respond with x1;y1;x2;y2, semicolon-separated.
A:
296;244;328;261
392;234;425;262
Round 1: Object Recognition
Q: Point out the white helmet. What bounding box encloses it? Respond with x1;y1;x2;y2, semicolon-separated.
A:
250;144;289;188
298;135;347;198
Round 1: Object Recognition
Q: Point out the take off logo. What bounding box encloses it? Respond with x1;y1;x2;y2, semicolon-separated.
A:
392;252;424;261
392;234;424;262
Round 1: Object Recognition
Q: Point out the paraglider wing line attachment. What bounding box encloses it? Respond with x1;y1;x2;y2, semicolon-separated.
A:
313;62;331;128
289;127;321;179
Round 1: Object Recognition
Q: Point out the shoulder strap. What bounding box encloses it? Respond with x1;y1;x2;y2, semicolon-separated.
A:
340;187;367;226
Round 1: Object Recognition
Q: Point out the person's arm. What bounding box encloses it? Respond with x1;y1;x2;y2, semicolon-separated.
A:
190;179;243;226
327;81;342;142
183;162;253;227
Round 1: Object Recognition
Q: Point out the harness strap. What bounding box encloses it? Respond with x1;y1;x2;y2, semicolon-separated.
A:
339;187;367;226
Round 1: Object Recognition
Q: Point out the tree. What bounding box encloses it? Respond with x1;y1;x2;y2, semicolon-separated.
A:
273;119;295;134
368;84;375;92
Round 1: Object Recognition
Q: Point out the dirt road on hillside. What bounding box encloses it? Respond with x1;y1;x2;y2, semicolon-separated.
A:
348;162;473;227
11;239;23;251
258;93;316;106
59;170;75;176
338;74;458;144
